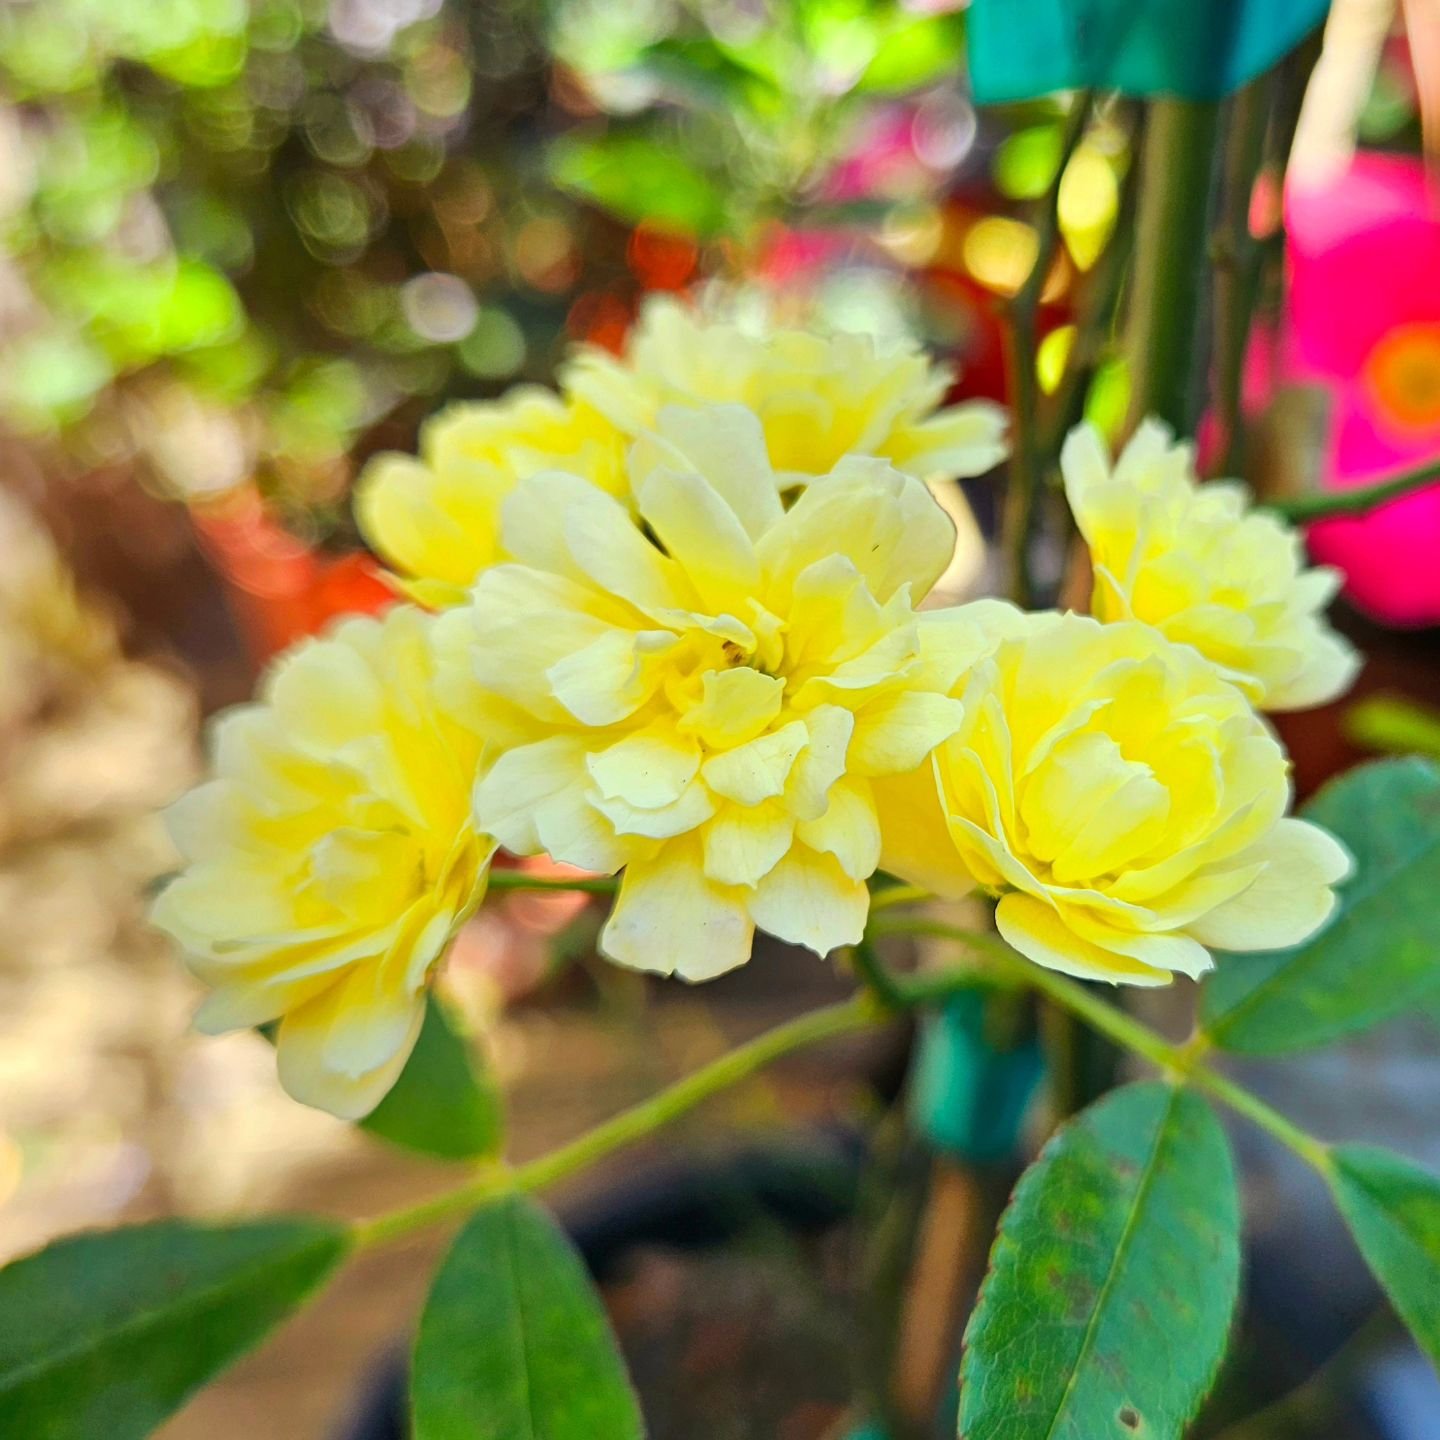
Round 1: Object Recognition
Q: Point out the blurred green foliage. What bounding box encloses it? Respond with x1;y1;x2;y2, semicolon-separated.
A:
0;0;607;531
547;0;967;239
0;0;1146;538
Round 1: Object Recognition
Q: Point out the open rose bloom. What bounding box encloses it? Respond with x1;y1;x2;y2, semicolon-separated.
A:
916;612;1350;985
1284;153;1440;626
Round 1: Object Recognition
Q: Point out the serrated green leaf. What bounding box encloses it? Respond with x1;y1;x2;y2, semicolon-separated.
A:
359;994;504;1161
550;130;728;239
412;1193;644;1440
959;1083;1240;1440
1202;758;1440;1054
1329;1146;1440;1370
0;1218;349;1440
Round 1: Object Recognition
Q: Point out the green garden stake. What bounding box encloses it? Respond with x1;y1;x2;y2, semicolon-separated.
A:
967;0;1330;103
909;991;1043;1163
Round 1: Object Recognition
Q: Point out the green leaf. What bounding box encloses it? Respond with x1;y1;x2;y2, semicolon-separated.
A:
1421;990;1440;1036
1329;1146;1440;1369
412;1193;644;1440
359;995;504;1161
1202;758;1440;1054
549;130;729;239
0;1218;349;1440
959;1083;1240;1440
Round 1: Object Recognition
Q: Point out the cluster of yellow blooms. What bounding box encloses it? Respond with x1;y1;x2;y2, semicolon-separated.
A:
152;297;1357;1117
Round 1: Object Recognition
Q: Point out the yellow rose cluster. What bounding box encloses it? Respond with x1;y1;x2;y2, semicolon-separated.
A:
153;300;1358;1116
355;293;1007;610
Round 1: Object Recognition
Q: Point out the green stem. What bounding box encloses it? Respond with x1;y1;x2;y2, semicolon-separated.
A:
1264;457;1440;521
1185;1053;1331;1171
354;916;1330;1250
1124;98;1222;434
1210;77;1272;476
486;870;618;897
1002;93;1092;607
868;915;1017;967
1040;1004;1107;1122
354;992;887;1248
485;873;933;907
849;933;907;1010
868;882;932;913
872;916;1331;1170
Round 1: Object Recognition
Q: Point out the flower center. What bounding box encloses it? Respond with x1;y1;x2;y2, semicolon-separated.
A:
1366;323;1440;432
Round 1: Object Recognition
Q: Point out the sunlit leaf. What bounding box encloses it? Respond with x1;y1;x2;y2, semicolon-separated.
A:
994;125;1064;200
959;1083;1240;1440
857;13;965;95
1057;146;1120;269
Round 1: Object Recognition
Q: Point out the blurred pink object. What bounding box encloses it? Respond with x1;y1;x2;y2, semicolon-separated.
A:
823;107;923;202
1285;152;1440;626
754;226;854;290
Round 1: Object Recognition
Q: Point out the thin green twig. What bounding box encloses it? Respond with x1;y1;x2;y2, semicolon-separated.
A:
354;992;887;1248
872;915;1332;1170
849;933;907;1010
1264;457;1440;522
486;870;618;896
353;913;1329;1250
1210;76;1273;477
868;882;932;913
1123;98;1222;435
1003;92;1093;607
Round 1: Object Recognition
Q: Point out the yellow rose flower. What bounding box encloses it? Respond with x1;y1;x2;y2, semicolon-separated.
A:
355;387;628;609
561;293;1008;486
150;606;497;1118
1062;419;1360;711
457;403;992;979
906;611;1350;985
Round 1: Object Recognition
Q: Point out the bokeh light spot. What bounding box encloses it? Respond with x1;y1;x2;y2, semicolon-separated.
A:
1037;325;1076;395
458;307;526;379
962;216;1038;296
1058;146;1119;271
401;272;479;342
